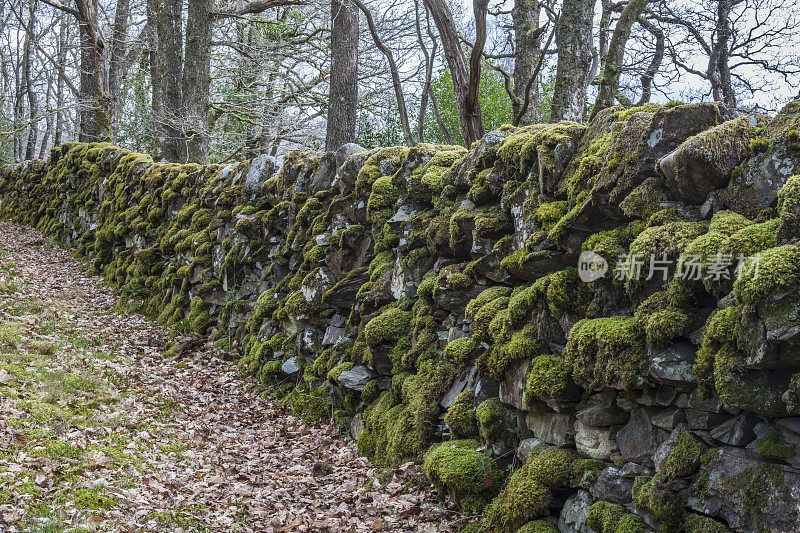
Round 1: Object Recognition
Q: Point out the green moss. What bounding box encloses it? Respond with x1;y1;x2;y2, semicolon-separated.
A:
565;316;646;389
525;354;571;401
282;385;330;421
480;323;538;379
364;308;412;347
444;390;478;439
661;430;704;479
444;336;477;365
423;439;504;510
483;447;600;533
684;513;731;533
633;291;691;348
514;521;560;533
587;501;647;533
733;245;800;305
633;474;683;531
476;398;506;442
755;431;796;461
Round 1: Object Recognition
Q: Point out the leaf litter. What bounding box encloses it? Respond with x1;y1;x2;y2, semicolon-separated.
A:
0;222;469;532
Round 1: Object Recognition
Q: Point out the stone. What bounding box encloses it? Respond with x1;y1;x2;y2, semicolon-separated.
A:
658;114;767;204
575;421;616;461
350;413;365;441
516;437;544;464
689;447;800;532
616;407;656;463
439;366;477;409
576;402;629;427
244;154;277;193
322;325;346;346
499;358;530;412
559;490;592;533
648;342;697;389
651;408;685;431
281;356;302;376
685;408;729;431
710;412;758;446
653;425;698;473
526;410;574;447
335;143;365;169
338;366;377;391
474;374;500;404
592;466;634;504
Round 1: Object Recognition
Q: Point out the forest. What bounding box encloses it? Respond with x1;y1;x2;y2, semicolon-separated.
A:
1;0;799;164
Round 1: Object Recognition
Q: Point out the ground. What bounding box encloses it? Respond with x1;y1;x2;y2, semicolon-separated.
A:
0;222;466;532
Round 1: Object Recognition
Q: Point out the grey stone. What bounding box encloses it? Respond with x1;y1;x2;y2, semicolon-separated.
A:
350;413;365;441
281;356;302;375
516;437;544;464
575;421;616;461
688;446;800;532
649;342;697;389
335;143;365;169
685;408;729;431
710;412;758;446
576;402;629;427
617;407;656;463
475;374;500;404
439;366;477;409
592;466;634;504
322;325;346;346
559;490;592;533
526;410;574;447
245;154;277;193
499;358;530;411
653;425;699;473
338;365;377;391
651;408;685;431
688;391;723;413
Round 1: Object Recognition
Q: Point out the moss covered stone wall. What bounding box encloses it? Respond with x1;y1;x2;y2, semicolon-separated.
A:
3;99;800;532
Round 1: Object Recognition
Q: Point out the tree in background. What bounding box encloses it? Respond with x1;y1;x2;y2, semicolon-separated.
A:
325;0;359;151
550;0;596;122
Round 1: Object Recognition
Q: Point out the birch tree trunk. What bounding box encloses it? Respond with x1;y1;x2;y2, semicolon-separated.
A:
550;0;596;122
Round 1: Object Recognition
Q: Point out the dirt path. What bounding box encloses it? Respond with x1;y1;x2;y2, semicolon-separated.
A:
0;222;465;533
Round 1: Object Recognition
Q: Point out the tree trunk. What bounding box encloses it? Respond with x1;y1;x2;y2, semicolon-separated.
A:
512;0;541;125
592;0;650;118
75;0;113;142
54;19;68;147
182;0;213;163
23;0;39;160
424;0;484;146
550;0;596;123
148;0;184;161
108;0;131;139
325;0;359;151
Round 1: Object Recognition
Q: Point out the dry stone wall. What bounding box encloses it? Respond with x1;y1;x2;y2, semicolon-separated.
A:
3;99;800;532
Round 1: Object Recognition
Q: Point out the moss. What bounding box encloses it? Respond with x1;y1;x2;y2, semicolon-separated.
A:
661;430;704;479
364;308;412;347
480;324;539;379
447;272;471;290
476;398;506;442
733;245;800;306
188;296;211;334
755;431;796;461
534;201;568;231
423;439;504;510
282;385;330;421
483;447;600;533
633;474;684;531
633;291;691;348
327;361;355;382
367;175;400;214
587;501;647;533
565;316;646;389
444;390;479;439
525;354;571;402
416;276;437;300
514;521;560;533
444;336;477;365
683;513;731;533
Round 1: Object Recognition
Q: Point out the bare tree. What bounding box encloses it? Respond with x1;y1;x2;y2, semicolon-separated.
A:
325;0;359;151
550;0;596;122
